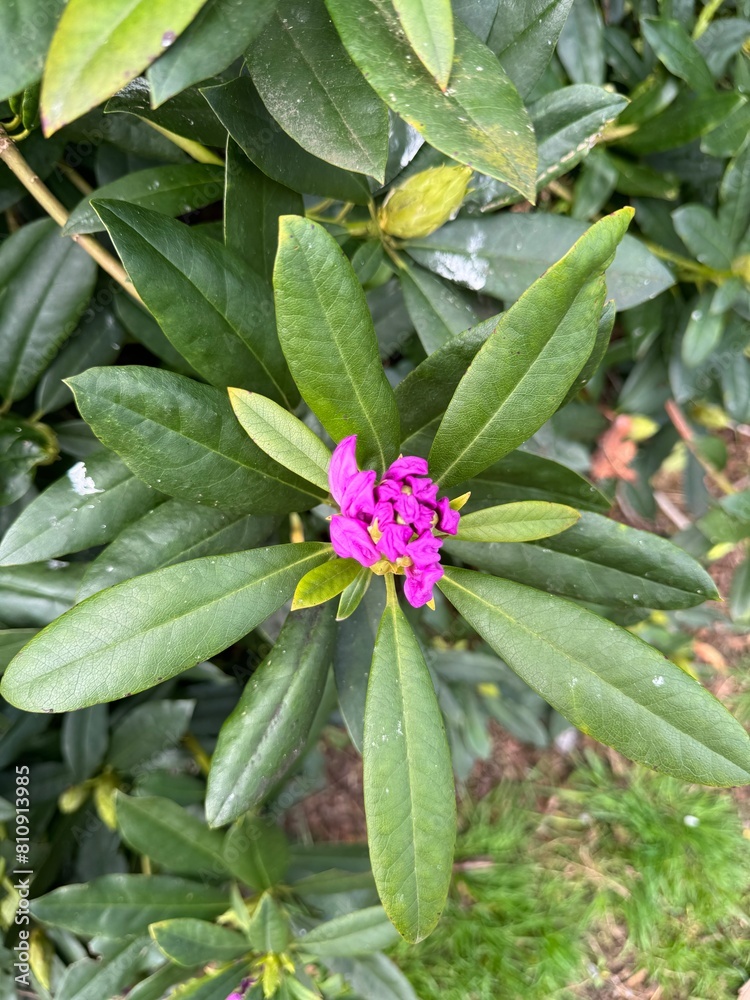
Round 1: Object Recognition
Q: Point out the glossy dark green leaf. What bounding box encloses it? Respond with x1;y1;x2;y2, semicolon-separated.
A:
203;77;372;204
446;511;718;609
0;416;58;506
0;629;38;671
93;201;297;406
274;216;401;470
0;0;64;101
488;0;574;98
40;0;209;134
114;293;197;377
681;292;725;368
224;816;290;889
67;368;324;514
298;906;399;956
399;264;478;355
325;0;537;198
557;0;604;85
224;139;303;282
61;705;108;782
107;699;194;772
0;219;97;404
334;574;385;750
78;500;274;601
719;140;750;251
31;875;227;937
1;542;331;711
104;77;227;149
150;919;248;968
456;500;580;543
641;17;714;94
672;204;733;271
619;90;742;155
0;561;85;627
249;0;389;179
147;0;278;105
62;164;224;236
116;793;229;878
429;209;632;487
393;0;453;90
292;558;361;610
0;452;164;566
406;211;674;312
229;388;332;493
206;605;335;825
363;590;455;942
439;567;750;786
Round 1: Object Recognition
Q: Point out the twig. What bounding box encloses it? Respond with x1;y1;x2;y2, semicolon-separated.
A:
653;490;691;531
56;161;94;196
0;125;141;302
664;398;735;495
693;0;724;39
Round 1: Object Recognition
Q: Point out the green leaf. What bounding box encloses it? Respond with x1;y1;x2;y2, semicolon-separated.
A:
107;699;194;772
61;705;108;782
445;511;719;610
203;77;372;204
488;0;575;98
325;955;418;1000
147;0;278;105
0;542;331;711
121;963;190;1000
363;590;455;942
557;0;604;85
429;209;633;487
93;201;297;406
641;17;714;94
62;164;224;236
681;292;725;368
672;204;733;271
392;0;453;90
399;264;478;355
730;556;750;624
560;298;615;406
0;452;164;567
719;141;750;250
207;605;335;825
619;90;742;155
438;567;750;786
249;0;389;179
0;629;39;671
0;219;97;404
114;293;197;377
406;211;674;312
456;501;580;543
229;388;332;493
247;891;290;952
150;919;248;968
54;937;148;1000
293;559;362;611
104;77;227;149
40;0;209;134
0;561;85;628
334;575;385;749
274;217;401;470
169;962;253;1000
0;0;64;101
0;416;58;506
701;98;750;158
225;139;303;282
31;875;227;937
78;500;275;601
298;906;399;957
325;0;537;199
67;367;324;515
116;793;229;878
337;566;372;621
224;817;290;889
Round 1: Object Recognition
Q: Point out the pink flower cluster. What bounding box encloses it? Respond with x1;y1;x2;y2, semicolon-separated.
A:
328;435;460;608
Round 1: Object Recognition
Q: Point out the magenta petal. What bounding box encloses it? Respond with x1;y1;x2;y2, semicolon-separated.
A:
385;455;429;481
341;470;376;519
373;500;395;527
412;507;436;534
437;497;460;535
403;564;443;607
377;523;413;562
376;478;402;503
406;530;443;569
394;493;421;523
407;475;439;505
328;435;359;506
330;516;379;566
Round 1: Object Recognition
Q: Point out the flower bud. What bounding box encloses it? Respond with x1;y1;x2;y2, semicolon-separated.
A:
378;165;472;239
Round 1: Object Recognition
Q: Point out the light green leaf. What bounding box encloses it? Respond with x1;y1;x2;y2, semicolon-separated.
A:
0;561;85;628
207;606;335;825
429;209;633;487
93;200;297;406
31;875;227;937
247;892;290;952
62;164;224;236
224;817;290;889
337;566;372;621
116;793;229;878
363;590;455;942
40;0;209;134
0;219;97;404
406;210;674;312
0;542;331;712
641;17;714;94
229;388;332;493
147;0;278;106
78;500;274;601
0;0;64;101
292;559;362;611
249;0;389;179
0;452;164;567
325;0;537;199
150;919;248;968
445;511;719;610
67;367;324;515
456;501;580;543
439;567;750;786
298;906;399;957
392;0;453;90
334;575;385;750
274;216;401;471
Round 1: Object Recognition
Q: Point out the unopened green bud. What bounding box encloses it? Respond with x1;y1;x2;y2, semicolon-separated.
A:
379;165;472;239
58;784;90;814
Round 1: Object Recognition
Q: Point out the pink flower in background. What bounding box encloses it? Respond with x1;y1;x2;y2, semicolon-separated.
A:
328;435;461;608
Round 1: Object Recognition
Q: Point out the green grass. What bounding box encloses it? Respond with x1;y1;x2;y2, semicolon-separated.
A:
394;752;750;999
